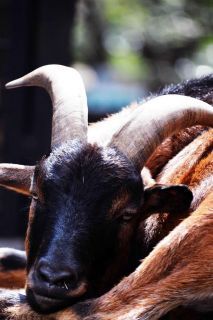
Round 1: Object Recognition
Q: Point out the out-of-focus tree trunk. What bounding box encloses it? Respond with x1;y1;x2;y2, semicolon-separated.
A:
85;0;107;64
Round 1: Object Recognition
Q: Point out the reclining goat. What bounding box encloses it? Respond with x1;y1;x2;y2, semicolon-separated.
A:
0;65;212;319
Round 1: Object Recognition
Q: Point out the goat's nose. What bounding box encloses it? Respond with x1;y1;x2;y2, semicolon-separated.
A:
36;258;78;289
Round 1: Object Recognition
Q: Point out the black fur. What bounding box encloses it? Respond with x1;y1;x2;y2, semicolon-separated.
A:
11;74;213;314
26;140;143;313
159;74;213;105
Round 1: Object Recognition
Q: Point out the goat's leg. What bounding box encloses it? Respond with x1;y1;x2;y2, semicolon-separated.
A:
0;248;26;289
87;263;212;320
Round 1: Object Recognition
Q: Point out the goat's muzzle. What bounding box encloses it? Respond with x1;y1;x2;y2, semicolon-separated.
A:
27;259;88;313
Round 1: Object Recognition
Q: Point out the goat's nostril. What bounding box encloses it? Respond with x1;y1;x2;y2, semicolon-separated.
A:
37;264;52;283
37;261;52;282
53;271;78;289
36;259;79;289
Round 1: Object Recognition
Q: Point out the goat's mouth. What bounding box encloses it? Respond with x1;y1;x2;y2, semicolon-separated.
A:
26;282;88;314
27;288;87;314
28;290;65;313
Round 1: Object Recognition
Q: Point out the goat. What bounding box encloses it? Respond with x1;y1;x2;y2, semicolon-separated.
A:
1;192;212;320
0;65;212;319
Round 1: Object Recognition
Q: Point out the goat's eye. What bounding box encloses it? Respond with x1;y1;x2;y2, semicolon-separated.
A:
122;214;134;222
31;192;38;200
121;208;137;222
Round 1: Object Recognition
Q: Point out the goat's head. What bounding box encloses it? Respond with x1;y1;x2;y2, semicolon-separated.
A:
1;65;213;313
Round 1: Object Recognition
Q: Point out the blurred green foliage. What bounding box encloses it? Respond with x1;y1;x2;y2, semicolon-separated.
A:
73;0;213;90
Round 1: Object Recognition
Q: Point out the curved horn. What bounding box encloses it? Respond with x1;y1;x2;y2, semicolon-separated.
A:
6;65;88;148
109;95;213;169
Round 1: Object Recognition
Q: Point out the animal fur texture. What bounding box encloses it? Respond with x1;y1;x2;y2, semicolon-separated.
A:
0;73;212;319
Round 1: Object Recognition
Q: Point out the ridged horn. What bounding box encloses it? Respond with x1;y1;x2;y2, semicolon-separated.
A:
0;164;35;195
6;65;88;148
109;95;213;169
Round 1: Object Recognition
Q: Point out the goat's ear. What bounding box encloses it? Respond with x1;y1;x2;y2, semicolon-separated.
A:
0;164;35;196
143;184;193;214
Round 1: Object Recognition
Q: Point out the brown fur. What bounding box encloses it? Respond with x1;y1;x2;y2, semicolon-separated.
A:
157;129;213;185
6;193;210;319
0;270;26;289
157;129;213;212
0;130;212;319
146;126;208;177
131;129;213;257
82;193;213;319
109;190;130;218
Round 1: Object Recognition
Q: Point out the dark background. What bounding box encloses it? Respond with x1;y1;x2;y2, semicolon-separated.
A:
0;0;212;245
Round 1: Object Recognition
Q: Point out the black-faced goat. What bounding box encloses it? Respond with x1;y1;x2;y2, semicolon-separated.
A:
0;65;212;319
